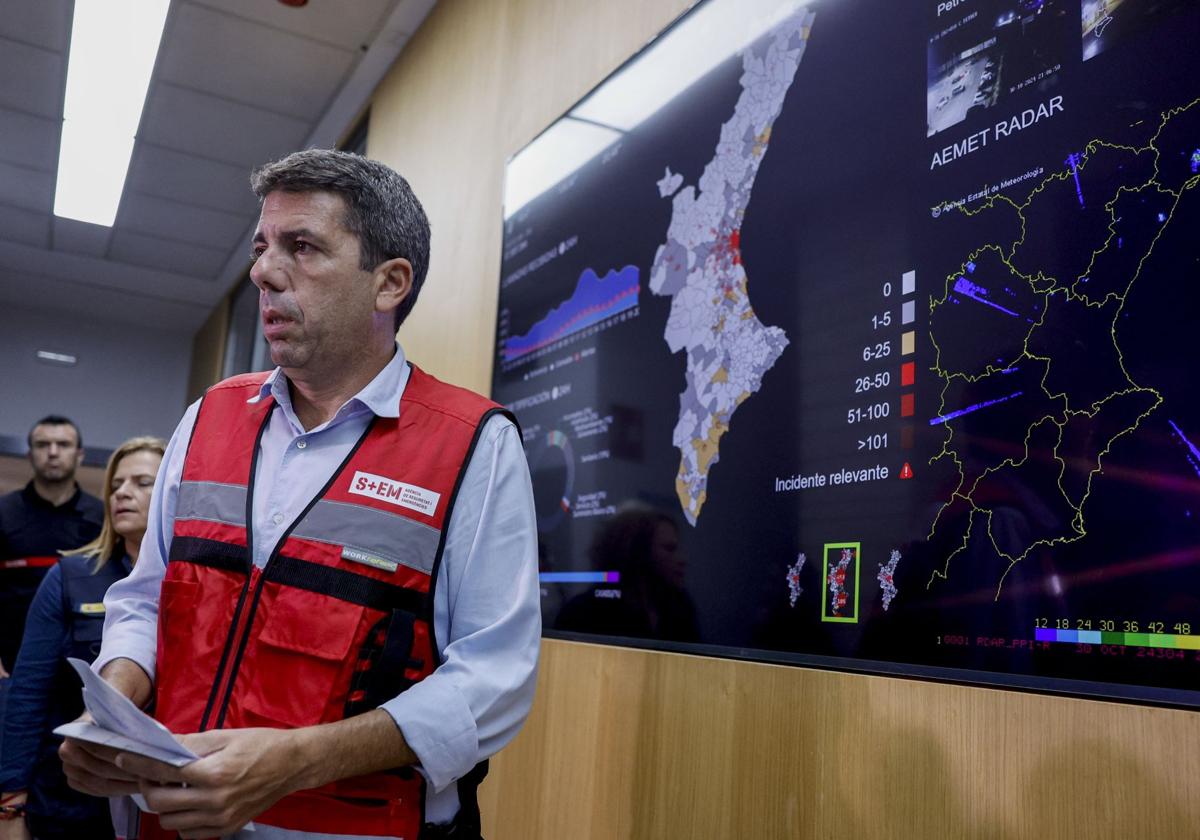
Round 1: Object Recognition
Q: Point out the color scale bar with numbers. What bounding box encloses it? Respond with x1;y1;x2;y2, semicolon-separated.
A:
1035;628;1200;649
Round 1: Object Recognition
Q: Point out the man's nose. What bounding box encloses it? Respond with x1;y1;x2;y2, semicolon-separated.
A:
250;247;286;291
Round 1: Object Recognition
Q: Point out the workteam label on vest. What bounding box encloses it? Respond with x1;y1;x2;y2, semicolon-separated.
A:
349;470;441;516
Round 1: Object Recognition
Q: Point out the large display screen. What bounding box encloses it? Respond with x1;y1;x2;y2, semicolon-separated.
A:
492;0;1200;706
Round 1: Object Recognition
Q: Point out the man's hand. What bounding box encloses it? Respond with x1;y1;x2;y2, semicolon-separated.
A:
115;709;415;837
60;658;154;797
59;735;146;797
115;727;304;839
0;661;10;679
58;710;147;797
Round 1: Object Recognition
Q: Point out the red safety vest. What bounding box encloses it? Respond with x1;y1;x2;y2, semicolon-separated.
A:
140;364;508;839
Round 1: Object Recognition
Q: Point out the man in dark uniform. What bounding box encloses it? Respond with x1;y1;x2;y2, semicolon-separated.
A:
0;416;103;676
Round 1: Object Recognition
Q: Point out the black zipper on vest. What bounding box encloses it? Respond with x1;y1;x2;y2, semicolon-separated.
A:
211;417;377;730
198;408;271;732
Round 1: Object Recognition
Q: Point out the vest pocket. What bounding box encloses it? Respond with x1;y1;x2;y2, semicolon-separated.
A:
238;587;364;729
68;613;105;659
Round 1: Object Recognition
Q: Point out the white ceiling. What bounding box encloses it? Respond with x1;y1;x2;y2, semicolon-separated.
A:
0;0;436;332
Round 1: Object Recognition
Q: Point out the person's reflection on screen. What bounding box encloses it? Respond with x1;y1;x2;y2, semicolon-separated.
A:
556;504;699;642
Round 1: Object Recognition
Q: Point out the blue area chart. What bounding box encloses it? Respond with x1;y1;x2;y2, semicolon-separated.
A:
503;265;640;363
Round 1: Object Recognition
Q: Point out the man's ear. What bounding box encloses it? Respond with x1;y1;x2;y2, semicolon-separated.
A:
374;257;414;318
372;258;415;319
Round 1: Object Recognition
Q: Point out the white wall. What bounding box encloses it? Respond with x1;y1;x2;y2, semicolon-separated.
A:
0;303;192;452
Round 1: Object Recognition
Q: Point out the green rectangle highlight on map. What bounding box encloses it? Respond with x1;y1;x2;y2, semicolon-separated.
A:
821;542;860;624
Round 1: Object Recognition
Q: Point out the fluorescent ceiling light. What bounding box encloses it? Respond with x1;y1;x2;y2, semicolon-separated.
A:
54;0;170;227
36;350;78;366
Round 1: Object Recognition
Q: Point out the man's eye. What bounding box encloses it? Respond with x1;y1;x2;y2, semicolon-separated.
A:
294;241;312;254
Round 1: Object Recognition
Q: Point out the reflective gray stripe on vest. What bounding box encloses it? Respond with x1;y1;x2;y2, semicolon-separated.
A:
292;499;439;576
176;480;247;527
176;481;438;576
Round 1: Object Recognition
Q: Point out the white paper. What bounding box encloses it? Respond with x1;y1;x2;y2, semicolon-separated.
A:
56;658;199;764
53;721;194;767
53;658;257;829
53;658;197;814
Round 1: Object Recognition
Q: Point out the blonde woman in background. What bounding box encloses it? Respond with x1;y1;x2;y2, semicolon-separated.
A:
0;437;164;840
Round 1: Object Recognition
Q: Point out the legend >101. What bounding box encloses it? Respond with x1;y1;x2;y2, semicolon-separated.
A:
845;271;920;464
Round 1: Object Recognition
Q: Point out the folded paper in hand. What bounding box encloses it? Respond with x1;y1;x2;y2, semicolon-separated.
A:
52;659;258;830
53;657;198;767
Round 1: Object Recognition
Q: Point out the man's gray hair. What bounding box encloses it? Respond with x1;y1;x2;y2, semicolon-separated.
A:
250;149;431;330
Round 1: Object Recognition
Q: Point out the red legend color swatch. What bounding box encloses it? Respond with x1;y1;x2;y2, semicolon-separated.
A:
901;361;915;387
900;393;915;417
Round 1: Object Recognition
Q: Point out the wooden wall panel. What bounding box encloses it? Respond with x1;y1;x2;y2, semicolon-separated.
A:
185;295;230;404
0;453;104;498
367;1;1200;837
481;640;1200;839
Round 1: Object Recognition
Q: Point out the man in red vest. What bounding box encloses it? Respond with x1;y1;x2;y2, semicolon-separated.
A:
59;150;541;840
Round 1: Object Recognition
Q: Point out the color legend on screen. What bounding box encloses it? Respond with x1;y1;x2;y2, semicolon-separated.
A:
1035;628;1200;649
898;271;917;470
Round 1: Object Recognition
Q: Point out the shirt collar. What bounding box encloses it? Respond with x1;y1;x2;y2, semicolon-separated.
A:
22;480;83;510
247;342;410;423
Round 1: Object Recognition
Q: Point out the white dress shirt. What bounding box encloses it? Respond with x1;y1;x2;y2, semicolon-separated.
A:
97;344;541;836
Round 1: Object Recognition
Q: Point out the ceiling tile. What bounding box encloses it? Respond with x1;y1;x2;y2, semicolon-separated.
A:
0;238;213;305
0;109;59;172
0;0;423;338
0;0;71;53
117;192;250;249
0;274;210;333
187;0;395;52
108;230;228;279
0;39;64;119
139;83;309;168
0;204;50;249
0;162;54;213
52;217;112;258
127;145;259;216
159;3;354;121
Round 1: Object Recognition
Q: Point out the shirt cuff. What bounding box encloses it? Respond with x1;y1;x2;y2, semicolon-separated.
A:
381;678;477;793
92;639;157;686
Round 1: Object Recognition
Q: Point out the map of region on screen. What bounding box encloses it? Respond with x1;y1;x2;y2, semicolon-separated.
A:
493;0;1200;707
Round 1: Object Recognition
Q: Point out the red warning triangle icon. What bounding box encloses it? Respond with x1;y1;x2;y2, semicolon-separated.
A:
899;462;914;480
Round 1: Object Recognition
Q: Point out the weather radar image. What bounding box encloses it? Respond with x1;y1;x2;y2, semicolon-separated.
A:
493;0;1200;707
